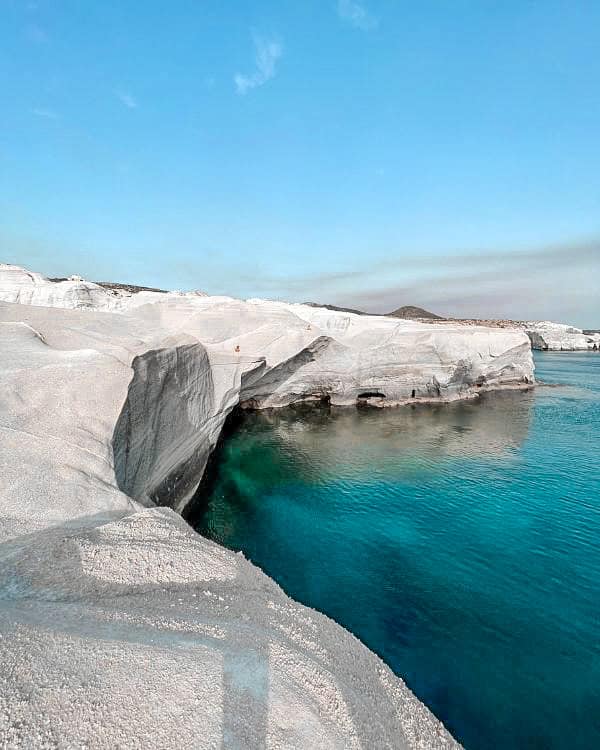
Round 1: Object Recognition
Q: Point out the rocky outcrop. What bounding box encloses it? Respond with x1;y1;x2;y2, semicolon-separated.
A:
387;305;442;320
113;340;217;509
0;263;538;748
525;321;600;351
0;263;121;309
0;263;207;311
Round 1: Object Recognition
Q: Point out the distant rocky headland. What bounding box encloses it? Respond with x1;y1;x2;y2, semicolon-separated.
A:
303;302;443;320
416;317;599;351
0;261;544;748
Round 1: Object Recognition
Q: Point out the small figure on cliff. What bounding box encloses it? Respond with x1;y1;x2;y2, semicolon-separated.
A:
234;344;240;353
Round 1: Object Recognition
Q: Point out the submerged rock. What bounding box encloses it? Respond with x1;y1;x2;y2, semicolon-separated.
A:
0;263;538;748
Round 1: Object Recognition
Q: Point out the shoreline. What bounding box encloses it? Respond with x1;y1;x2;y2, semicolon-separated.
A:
0;264;539;749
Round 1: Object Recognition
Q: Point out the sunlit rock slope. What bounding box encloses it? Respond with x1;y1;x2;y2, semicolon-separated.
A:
0;262;537;748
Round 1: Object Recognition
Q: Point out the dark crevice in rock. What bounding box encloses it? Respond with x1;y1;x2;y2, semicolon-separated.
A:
180;406;245;524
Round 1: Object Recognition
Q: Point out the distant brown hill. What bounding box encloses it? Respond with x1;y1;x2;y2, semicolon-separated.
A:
387;305;442;320
304;301;442;319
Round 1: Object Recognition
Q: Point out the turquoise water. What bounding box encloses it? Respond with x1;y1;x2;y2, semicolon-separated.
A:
194;352;600;749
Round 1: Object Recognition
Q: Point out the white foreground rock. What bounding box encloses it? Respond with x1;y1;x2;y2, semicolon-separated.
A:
525;320;600;351
0;264;537;748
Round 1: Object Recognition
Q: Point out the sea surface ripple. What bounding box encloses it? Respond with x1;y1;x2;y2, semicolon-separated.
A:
195;352;600;750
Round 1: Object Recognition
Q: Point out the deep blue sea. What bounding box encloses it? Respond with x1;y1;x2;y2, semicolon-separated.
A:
195;352;600;749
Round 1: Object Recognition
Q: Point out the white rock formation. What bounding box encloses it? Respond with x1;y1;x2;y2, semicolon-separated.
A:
0;263;537;748
0;263;120;309
0;263;207;311
525;320;600;351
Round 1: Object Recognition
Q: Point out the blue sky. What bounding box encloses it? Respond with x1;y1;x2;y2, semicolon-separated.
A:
1;0;599;325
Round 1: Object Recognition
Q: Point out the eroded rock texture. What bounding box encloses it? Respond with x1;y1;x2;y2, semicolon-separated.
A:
0;263;537;748
525;320;600;351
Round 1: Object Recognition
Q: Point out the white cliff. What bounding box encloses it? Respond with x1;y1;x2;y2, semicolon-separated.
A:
525;320;600;351
0;263;538;748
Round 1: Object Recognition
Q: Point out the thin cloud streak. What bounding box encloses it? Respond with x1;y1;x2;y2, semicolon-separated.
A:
333;241;600;326
337;0;378;31
173;240;598;327
234;34;283;95
115;90;138;109
31;107;59;120
220;241;599;296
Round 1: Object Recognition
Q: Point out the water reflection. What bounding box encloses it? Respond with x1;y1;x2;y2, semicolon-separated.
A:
193;358;600;750
245;388;534;479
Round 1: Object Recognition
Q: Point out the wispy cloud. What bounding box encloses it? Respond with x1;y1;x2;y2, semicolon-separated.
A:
170;240;599;328
31;107;59;120
337;0;378;30
234;34;283;95
115;90;137;109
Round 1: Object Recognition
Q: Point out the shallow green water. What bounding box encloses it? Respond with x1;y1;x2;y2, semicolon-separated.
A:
194;352;600;749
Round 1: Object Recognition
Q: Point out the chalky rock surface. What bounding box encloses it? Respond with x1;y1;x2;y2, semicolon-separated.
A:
525;321;600;351
0;263;536;749
0;263;208;311
0;263;120;309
